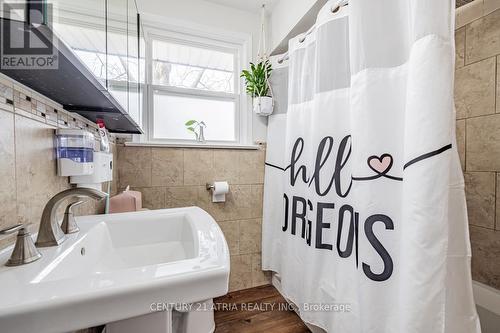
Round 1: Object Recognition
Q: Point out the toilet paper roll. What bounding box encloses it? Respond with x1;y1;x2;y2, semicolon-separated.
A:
212;181;229;202
213;181;229;195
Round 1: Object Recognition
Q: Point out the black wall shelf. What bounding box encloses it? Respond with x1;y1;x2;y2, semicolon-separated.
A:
0;18;142;134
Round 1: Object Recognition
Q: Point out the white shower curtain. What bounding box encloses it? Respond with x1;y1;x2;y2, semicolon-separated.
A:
262;1;480;332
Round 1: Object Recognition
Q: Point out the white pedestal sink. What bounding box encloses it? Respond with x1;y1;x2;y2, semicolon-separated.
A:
0;207;230;333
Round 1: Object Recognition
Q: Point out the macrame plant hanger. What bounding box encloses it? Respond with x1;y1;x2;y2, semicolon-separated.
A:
255;3;274;115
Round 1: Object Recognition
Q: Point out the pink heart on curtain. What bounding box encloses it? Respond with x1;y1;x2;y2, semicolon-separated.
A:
368;154;393;174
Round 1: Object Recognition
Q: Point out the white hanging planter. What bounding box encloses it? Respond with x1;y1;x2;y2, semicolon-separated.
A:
253;96;274;116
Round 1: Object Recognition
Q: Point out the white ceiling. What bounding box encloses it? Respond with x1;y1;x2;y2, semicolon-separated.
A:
204;0;278;13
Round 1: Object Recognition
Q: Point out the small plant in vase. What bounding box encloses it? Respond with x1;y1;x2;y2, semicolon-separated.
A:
240;60;274;115
185;120;206;142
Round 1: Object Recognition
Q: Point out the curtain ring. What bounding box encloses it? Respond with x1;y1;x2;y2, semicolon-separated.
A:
299;36;306;43
331;5;340;13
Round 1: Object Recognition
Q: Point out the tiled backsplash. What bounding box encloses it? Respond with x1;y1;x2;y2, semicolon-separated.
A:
117;145;270;291
455;3;500;289
0;74;118;250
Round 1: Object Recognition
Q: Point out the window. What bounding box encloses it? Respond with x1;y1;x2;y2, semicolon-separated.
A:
153;93;235;141
146;32;249;144
152;40;235;93
54;9;251;145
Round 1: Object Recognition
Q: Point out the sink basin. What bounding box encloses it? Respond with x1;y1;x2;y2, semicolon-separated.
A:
0;207;230;333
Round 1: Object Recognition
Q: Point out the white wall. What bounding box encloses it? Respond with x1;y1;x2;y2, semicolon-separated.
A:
137;0;260;51
269;0;317;52
269;0;327;55
136;0;268;142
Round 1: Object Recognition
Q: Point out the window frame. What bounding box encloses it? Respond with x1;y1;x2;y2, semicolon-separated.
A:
138;22;252;146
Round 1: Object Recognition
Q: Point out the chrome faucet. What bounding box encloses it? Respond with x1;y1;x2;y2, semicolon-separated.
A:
36;188;107;247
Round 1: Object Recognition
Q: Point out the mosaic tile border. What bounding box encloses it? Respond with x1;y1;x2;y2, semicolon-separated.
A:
0;74;115;144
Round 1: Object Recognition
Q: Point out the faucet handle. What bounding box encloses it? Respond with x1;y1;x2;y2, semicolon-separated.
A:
61;200;84;234
0;224;24;235
0;224;42;267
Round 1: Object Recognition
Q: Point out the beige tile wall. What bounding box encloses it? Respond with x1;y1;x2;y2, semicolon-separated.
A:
455;3;500;289
0;76;117;250
117;145;270;291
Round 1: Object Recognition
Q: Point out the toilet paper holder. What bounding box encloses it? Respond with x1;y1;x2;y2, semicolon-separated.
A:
206;182;229;203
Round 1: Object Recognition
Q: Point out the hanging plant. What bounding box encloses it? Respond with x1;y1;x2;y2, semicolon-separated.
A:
240;60;272;97
241;4;274;116
241;60;274;115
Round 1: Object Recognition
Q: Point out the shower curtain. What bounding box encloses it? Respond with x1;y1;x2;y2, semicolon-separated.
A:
262;1;481;332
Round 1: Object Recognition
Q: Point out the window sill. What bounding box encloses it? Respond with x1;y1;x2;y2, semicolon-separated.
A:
124;141;262;150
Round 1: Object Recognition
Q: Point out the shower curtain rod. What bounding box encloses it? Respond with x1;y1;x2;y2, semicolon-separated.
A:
277;1;348;64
